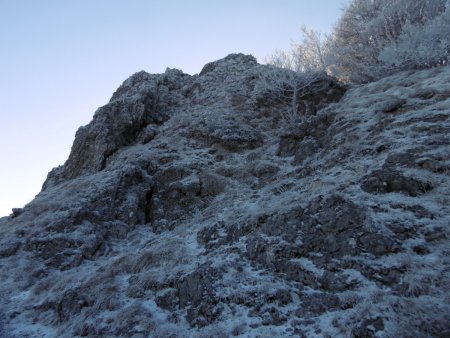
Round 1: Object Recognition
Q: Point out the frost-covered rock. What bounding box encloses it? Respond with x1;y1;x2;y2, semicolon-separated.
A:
1;55;449;337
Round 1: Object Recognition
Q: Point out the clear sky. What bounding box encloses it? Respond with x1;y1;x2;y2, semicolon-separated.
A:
0;0;349;217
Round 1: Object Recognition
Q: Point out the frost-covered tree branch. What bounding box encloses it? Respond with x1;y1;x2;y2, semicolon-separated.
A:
266;26;329;73
264;26;330;122
258;65;325;124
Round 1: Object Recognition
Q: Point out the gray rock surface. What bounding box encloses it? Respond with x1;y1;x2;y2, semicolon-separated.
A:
0;54;449;337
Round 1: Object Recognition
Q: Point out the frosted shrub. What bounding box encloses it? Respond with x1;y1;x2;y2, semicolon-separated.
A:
379;7;450;71
328;0;449;82
272;0;449;83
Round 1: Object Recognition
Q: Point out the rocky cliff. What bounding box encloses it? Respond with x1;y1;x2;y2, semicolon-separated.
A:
0;54;449;337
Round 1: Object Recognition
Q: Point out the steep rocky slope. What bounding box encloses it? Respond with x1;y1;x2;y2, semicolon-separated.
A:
0;54;449;337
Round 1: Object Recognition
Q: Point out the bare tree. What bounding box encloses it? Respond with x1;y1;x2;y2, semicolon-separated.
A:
266;26;328;73
261;67;319;122
264;26;329;123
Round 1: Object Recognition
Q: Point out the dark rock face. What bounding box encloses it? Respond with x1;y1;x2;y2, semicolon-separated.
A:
295;72;347;115
57;289;91;322
177;267;222;327
277;112;334;157
245;195;398;290
1;56;449;337
189;121;263;151
352;316;385;338
361;168;433;196
43;69;192;188
293;137;320;164
0;240;21;258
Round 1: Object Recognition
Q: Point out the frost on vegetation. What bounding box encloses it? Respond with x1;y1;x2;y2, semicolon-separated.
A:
268;0;450;84
379;6;450;71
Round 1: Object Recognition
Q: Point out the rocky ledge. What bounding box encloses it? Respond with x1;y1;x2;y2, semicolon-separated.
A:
0;54;449;337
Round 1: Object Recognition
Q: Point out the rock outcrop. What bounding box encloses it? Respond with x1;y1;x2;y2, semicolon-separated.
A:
0;54;449;337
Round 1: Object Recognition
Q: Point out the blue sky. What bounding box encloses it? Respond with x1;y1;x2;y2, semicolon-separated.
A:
0;0;348;217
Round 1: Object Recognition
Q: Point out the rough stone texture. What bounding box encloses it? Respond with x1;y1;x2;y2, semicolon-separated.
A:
295;72;347;115
42;69;192;189
57;289;91;322
293;136;319;164
0;55;449;337
377;96;406;113
361;167;433;196
277;111;334;157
